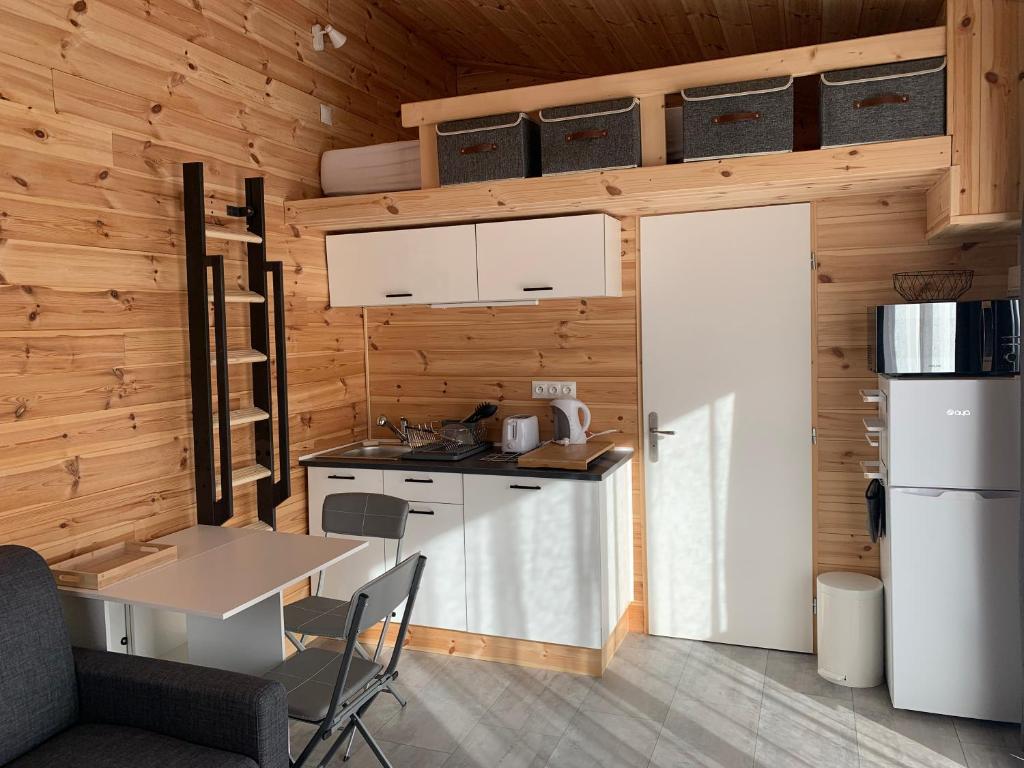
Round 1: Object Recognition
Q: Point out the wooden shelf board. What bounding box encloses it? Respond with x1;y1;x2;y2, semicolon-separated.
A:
925;166;1022;244
208;290;266;304
221;348;268;365
213;407;270;429
216;464;272;493
401;28;946;128
205;227;262;245
286;136;952;233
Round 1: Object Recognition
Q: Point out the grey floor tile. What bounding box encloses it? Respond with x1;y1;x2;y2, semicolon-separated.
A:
678;645;765;724
764;651;853;702
342;739;451;768
654;692;757;768
547;708;661;768
954;719;1021;748
854;685;966;768
753;687;859;768
376;685;487;753
437;655;520;710
616;633;693;685
480;667;550;731
961;743;1024;768
517;670;596;738
386;648;451;690
444;722;559;768
581;650;680;722
689;642;769;677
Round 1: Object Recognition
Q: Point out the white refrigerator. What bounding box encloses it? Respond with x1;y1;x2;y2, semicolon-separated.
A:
874;375;1021;722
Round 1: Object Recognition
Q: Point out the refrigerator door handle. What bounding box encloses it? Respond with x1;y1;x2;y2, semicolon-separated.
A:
890;488;1019;500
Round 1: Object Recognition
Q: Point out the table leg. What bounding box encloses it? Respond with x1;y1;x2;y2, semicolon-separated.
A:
186;592;285;675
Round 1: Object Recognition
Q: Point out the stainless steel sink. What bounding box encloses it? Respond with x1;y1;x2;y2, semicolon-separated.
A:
323;440;412;461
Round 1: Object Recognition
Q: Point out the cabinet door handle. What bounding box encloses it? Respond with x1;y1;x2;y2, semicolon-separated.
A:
522;286;553;292
328;474;356;480
404;477;434;484
409;509;435;515
385;292;413;299
510;484;542;490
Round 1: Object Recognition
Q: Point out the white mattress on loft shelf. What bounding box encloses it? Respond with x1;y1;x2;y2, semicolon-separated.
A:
320;140;421;196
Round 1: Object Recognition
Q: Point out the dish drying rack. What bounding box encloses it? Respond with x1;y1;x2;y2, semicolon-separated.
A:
406;421;487;454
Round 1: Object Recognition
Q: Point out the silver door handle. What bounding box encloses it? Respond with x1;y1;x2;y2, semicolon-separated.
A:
651;429;675;436
648;412;675;462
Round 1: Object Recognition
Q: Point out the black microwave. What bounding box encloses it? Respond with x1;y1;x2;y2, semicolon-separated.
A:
869;299;1020;376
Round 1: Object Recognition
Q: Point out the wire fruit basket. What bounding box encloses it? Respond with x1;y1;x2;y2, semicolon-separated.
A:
405;421;486;452
892;270;974;302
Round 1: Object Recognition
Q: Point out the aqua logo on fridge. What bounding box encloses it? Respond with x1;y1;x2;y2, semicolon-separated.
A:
945;408;973;416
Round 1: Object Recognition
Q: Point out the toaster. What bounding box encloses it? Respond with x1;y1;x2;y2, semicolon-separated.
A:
501;415;540;453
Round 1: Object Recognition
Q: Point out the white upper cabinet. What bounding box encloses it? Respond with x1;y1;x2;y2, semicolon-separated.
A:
475;214;622;301
326;224;478;307
326;214;622;307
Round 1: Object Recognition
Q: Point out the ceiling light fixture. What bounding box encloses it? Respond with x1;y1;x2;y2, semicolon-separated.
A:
312;24;347;51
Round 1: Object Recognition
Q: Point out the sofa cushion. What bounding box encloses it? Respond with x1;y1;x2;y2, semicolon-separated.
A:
7;723;258;768
0;546;78;765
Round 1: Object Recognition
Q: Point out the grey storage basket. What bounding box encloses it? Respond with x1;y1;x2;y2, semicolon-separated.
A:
436;112;540;185
539;97;641;175
819;57;946;148
680;76;794;161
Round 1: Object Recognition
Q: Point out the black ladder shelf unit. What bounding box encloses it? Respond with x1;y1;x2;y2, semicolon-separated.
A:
183;162;290;529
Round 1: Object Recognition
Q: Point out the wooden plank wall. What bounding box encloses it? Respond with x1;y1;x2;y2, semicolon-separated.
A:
0;0;454;569
365;218;647;616
813;191;1018;576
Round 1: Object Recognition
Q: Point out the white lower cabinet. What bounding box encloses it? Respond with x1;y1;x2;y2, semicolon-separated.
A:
463;475;605;649
305;462;632;649
385;503;468;632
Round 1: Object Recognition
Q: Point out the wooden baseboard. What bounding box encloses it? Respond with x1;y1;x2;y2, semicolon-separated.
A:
360;612;636;677
627;600;646;633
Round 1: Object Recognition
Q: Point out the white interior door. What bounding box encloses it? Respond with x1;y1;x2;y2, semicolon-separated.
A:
641;205;813;652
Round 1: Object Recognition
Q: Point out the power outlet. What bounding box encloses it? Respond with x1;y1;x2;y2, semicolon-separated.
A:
319;103;333;125
532;380;576;399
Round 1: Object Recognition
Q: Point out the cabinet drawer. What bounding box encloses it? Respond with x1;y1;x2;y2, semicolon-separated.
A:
384;470;463;504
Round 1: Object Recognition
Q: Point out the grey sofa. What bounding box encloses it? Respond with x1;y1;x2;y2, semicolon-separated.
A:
0;545;290;768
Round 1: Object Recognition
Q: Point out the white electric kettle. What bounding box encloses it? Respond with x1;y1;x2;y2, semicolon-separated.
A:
551;398;591;444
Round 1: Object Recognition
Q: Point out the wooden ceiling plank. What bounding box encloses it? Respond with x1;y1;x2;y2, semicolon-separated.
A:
857;0;908;37
745;0;787;52
712;0;759;57
822;0;865;43
685;0;732;61
783;0;823;48
402;26;946;126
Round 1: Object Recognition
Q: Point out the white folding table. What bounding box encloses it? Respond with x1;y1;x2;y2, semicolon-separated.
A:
58;525;366;675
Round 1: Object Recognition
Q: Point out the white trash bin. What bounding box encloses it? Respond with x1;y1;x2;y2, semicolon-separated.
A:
816;571;884;688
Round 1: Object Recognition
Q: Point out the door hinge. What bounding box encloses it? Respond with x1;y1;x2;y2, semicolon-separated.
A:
812;597;817;615
811;427;817;445
810;252;817;270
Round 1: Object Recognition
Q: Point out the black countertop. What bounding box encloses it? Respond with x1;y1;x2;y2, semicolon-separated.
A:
299;444;633;481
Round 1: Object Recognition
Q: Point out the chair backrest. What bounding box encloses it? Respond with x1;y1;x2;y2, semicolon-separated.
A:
324;553;426;725
0;546;79;764
321;493;409;540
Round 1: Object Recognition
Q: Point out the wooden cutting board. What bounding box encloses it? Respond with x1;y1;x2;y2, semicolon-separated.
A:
517;440;616;470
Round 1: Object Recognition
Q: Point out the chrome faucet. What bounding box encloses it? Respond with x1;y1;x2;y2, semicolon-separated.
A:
377;414;409;444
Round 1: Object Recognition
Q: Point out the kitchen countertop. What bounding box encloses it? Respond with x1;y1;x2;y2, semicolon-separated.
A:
299;444;633;481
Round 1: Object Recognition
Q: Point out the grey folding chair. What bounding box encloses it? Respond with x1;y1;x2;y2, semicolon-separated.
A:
285;492;410;654
268;552;427;768
283;492;410;759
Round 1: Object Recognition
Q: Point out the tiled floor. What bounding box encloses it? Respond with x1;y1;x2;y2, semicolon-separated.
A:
289;634;1023;768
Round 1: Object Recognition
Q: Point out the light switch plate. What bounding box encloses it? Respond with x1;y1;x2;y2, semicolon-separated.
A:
532;380;576;399
319;104;333;125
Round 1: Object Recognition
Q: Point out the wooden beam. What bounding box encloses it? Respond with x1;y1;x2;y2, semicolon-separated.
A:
926;166;1022;243
417;125;440;189
401;27;946;128
639;94;667;167
286;136;952;232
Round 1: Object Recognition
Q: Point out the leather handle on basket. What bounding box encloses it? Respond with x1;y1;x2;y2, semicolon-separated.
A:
565;129;608;143
712;111;761;125
460;142;497;155
854;93;910;109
